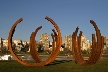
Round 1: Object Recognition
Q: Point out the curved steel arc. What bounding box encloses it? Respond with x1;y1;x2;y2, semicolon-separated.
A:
30;16;62;65
8;17;104;66
72;20;104;66
30;26;43;63
44;16;62;64
8;16;62;66
30;26;58;64
8;18;46;66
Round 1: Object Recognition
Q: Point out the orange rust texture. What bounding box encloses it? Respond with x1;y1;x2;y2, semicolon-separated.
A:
72;20;104;66
44;16;62;64
29;26;43;63
8;16;104;66
8;16;62;66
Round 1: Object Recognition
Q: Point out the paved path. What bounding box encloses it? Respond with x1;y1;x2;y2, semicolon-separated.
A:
17;54;89;60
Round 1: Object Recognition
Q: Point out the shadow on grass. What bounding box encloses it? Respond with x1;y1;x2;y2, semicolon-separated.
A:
0;60;12;62
45;60;72;66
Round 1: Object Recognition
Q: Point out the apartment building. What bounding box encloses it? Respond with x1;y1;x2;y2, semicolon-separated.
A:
12;38;23;52
2;39;8;47
64;35;72;51
104;36;108;47
64;34;91;51
81;35;91;51
40;33;50;51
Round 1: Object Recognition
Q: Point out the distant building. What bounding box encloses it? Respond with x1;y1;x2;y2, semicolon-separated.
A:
64;35;72;51
13;38;22;46
2;39;8;47
82;40;92;51
104;36;108;47
40;33;50;51
103;36;108;53
22;41;28;46
0;38;8;51
81;35;86;42
13;38;22;52
81;35;91;51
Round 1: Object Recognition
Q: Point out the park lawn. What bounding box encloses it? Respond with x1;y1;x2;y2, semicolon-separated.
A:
0;60;108;72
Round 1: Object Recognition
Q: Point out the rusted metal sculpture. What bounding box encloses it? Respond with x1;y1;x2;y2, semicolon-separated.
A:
8;16;104;66
8;16;62;66
72;20;104;66
29;25;60;65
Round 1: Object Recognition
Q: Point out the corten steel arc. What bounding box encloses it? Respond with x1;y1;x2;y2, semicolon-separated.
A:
72;20;104;66
29;16;62;65
29;29;57;63
8;16;62;66
29;26;59;64
29;18;61;65
29;26;43;63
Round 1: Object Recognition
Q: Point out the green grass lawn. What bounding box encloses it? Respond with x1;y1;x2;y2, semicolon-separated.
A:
0;60;108;72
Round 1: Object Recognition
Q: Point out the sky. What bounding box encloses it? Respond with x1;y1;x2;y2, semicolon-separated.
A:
0;0;108;42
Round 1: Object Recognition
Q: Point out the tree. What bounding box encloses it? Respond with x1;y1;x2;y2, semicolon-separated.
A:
37;43;44;53
1;46;8;54
24;43;29;52
82;49;88;54
12;43;16;52
20;43;26;52
63;47;71;55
